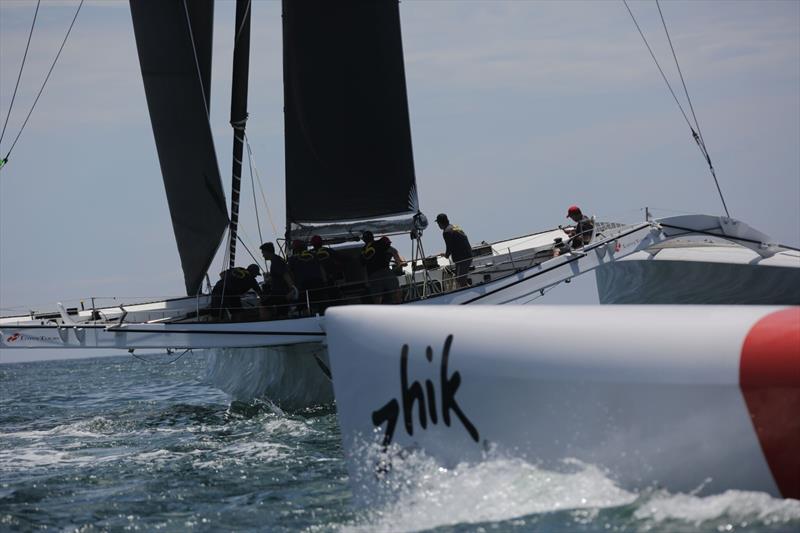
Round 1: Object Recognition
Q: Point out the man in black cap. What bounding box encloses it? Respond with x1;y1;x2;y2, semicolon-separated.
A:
360;231;406;304
288;239;327;315
260;242;298;319
209;264;262;320
435;213;472;288
311;235;345;309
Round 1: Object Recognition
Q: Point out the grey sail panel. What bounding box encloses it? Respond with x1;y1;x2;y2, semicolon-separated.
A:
130;0;228;295
282;0;420;237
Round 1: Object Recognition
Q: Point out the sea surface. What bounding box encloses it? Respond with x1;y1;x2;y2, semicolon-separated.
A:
1;353;799;532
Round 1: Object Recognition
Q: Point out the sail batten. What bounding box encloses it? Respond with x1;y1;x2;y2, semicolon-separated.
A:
130;0;228;295
282;0;422;240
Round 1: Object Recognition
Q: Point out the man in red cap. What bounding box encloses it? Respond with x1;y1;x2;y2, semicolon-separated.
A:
311;235;343;283
564;205;594;248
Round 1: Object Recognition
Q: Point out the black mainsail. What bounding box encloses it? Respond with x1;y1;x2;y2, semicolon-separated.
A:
130;0;228;295
282;0;424;242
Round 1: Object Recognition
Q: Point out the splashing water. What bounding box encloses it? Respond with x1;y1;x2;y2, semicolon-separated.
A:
343;455;633;531
339;442;800;532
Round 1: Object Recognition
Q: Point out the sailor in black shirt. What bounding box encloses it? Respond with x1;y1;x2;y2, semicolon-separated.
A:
260;242;297;319
288;239;327;314
209;264;262;320
311;235;344;283
435;213;473;288
311;235;344;309
565;205;594;248
360;231;405;304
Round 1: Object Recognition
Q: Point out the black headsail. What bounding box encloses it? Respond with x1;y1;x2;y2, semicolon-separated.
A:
130;0;228;295
282;0;425;242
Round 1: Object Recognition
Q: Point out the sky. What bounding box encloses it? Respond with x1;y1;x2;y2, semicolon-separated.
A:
1;0;798;363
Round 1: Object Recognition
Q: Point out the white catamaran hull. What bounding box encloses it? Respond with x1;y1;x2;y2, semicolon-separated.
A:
3;215;796;409
0;220;663;350
201;220;658;403
7;214;788;352
326;305;800;501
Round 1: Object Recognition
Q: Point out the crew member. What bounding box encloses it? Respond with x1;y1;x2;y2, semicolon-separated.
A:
564;205;594;248
311;235;344;308
260;242;297;319
209;264;262;320
288;239;327;314
360;231;405;304
435;213;473;288
311;235;344;283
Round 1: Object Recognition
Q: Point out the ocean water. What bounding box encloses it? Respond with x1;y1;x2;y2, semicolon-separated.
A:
1;354;799;532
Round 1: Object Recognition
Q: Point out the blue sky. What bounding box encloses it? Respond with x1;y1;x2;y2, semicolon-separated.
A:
1;0;798;362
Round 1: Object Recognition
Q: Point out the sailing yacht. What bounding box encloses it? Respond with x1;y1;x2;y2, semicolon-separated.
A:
1;1;798;408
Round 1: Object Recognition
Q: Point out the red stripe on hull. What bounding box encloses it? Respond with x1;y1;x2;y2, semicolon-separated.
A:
740;307;800;499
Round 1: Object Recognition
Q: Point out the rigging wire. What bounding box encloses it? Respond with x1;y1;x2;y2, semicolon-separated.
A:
0;0;41;152
244;134;279;240
1;0;84;170
215;144;261;301
655;0;730;218
622;0;730;218
244;133;264;246
656;1;703;147
236;234;263;268
622;0;694;132
214;133;269;286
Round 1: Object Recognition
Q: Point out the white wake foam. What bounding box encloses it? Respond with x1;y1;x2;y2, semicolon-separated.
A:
339;446;800;533
633;489;800;527
343;451;635;532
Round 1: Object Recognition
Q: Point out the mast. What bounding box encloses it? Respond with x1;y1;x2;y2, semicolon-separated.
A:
227;0;252;268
